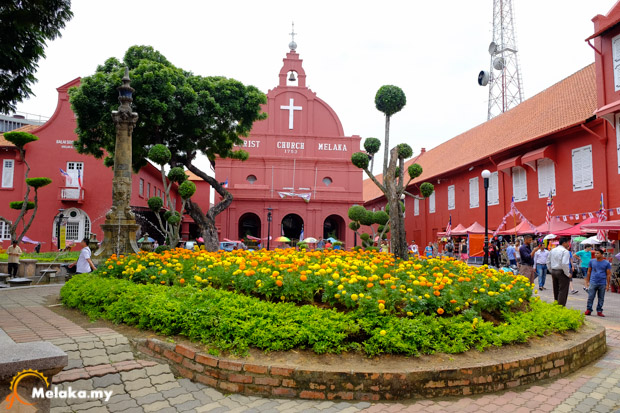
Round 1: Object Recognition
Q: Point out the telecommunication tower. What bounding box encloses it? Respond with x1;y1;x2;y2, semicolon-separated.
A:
477;0;524;120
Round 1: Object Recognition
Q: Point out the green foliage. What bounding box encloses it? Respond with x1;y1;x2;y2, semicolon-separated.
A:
351;152;370;169
147;196;163;212
395;167;400;178
178;180;196;200
230;149;249;161
374;85;406;117
408;163;423;179
10;201;34;210
385;201;404;214
348;221;360;231
348;205;367;222
397;143;413;159
60;273;584;357
166;211;181;225
4;131;39;149
154;245;171;254
363;137;381;155
420;182;435;198
373;211;389;225
0;0;73;112
25;177;52;188
297;242;308;250
69;45;267;172
360;233;370;241
167;167;187;184
377;225;389;234
148;144;171;165
0;251;79;262
359;210;375;226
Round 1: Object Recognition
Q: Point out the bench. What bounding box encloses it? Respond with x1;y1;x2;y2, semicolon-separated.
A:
0;273;10;284
38;269;58;283
7;277;33;287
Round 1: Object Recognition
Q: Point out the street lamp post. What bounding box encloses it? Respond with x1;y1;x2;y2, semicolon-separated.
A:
267;207;272;250
56;209;65;250
481;169;491;266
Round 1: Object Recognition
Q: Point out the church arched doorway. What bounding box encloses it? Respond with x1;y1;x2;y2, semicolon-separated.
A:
281;213;304;242
238;213;261;240
323;214;345;242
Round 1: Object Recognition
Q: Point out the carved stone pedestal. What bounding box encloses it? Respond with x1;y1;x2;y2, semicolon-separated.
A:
94;221;140;263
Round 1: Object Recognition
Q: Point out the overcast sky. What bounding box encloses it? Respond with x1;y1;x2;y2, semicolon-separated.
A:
14;0;614;172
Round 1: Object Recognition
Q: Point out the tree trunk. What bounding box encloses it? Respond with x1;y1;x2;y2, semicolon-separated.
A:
384;146;408;260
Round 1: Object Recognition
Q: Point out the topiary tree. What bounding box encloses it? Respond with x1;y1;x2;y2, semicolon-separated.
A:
351;86;434;259
348;205;390;248
146;144;197;247
0;132;52;242
69;45;266;252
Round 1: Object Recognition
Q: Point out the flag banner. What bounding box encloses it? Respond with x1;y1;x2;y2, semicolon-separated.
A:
278;191;311;203
611;211;615;216
562;216;567;221
59;168;73;185
492;203;538;237
588;212;594;218
617;208;620;214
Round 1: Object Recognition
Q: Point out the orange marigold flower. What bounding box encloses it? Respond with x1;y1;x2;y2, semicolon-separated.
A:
300;275;307;282
450;299;457;304
367;283;374;288
276;280;283;287
437;308;445;315
377;300;385;304
179;278;185;284
433;290;441;296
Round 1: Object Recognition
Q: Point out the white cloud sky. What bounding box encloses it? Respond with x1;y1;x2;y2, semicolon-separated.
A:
14;0;613;172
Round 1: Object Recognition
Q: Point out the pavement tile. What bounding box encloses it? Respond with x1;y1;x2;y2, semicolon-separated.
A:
142;400;172;412
107;398;141;412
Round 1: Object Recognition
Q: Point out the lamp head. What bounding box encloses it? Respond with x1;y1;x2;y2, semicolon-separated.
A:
481;169;491;179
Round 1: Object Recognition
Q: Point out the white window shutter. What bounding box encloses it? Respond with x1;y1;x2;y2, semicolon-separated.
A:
447;185;455;210
537;158;556;198
2;159;14;188
429;191;435;214
469;177;479;208
617;114;620;174
488;172;499;205
613;34;620;91
414;198;419;216
572;145;593;191
512;167;527;202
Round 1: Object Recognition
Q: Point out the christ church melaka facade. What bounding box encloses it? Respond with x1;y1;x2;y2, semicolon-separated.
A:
214;43;363;248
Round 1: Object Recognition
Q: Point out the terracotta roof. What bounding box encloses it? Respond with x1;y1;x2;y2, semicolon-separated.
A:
0;124;40;147
363;63;597;202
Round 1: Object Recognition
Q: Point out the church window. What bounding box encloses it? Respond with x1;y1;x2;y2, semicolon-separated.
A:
414;198;419;216
447;185;455;210
139;179;144;197
322;177;332;186
469;177;479;208
2;159;14;188
512;167;527;202
537;158;556;197
572;145;593;191
429;191;435;214
246;175;257;184
488;172;499;206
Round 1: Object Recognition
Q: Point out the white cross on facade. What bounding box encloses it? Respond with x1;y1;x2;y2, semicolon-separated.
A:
280;98;302;130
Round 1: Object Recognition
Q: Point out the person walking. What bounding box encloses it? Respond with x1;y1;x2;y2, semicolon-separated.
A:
409;240;419;255
584;248;612;317
534;244;550;290
69;238;96;274
445;239;454;258
576;246;592;279
489;240;500;268
424;242;433;257
546;236;571;306
506;242;517;266
519;235;540;285
460;239;468;261
7;239;22;277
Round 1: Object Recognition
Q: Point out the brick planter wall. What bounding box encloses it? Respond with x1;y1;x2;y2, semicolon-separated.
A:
134;324;606;401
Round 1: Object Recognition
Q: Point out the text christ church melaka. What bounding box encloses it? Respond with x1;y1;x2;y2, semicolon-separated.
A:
214;39;363;248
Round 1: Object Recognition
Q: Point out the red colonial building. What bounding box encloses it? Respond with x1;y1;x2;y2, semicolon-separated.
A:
215;43;363;248
0;78;182;251
365;2;620;251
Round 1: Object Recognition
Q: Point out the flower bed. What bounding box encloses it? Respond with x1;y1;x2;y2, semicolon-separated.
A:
60;248;584;357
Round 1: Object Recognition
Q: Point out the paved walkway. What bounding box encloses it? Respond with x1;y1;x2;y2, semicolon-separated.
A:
0;282;618;413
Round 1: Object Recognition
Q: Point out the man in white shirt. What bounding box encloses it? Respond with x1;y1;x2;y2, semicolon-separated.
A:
69;238;96;274
7;239;22;277
546;236;571;306
534;245;550;291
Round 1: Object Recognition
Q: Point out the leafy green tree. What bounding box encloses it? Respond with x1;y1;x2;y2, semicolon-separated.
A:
0;0;73;112
0;132;52;241
69;45;266;251
348;205;390;248
352;86;434;260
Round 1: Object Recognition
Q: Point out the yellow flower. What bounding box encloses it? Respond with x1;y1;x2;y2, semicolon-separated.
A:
380;330;387;336
351;294;358;301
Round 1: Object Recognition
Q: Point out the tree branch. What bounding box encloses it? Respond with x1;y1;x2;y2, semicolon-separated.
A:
18;187;38;243
362;168;386;195
184;161;233;221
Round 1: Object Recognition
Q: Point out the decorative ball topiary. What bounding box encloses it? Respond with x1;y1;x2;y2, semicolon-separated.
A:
178;180;196;200
25;177;52;188
348;221;360;231
154;245;171;254
10;201;35;210
4;131;38;149
297;242;308;250
363;137;381;155
360;233;370;241
375;85;406;116
164;210;172;221
351;152;370;169
420;182;435;198
167;211;181;225
148;144;171;165
408;163;423;179
397;143;413;159
348;205;367;222
148;196;164;212
373;210;389;225
359;210;375;226
167;167;187;183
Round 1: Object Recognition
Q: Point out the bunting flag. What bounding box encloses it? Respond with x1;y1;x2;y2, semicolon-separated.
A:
492;198;538;237
446;215;452;237
545;191;554;225
597;193;607;241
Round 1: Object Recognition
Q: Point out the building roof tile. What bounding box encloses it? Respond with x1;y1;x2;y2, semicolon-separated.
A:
363;63;597;202
0;124;40;147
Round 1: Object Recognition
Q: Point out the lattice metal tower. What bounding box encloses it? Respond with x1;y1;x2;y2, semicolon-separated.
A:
478;0;524;120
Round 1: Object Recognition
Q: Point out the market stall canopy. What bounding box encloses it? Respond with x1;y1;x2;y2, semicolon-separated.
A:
534;219;573;234
437;224;467;237
498;220;537;236
581;219;620;231
554;217;599;236
580;236;602;245
463;222;486;234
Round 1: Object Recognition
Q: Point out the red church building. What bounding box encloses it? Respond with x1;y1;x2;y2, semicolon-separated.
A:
364;2;620;252
215;42;363;248
0;78;182;251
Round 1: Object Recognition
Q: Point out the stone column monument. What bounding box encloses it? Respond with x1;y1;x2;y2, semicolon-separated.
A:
94;67;140;261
